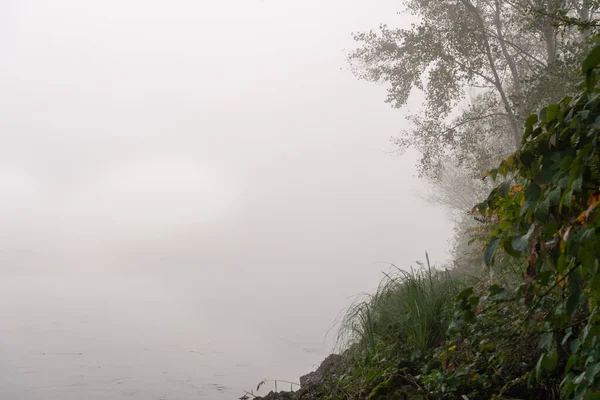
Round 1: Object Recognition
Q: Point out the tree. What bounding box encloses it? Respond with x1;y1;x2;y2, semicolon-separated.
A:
349;0;597;179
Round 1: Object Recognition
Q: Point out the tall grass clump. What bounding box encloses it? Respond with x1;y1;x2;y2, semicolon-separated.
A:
338;256;468;354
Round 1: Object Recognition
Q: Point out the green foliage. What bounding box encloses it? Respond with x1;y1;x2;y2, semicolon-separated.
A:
320;275;558;399
473;41;600;399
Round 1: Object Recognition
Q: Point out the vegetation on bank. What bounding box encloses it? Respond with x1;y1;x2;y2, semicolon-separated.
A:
249;41;600;400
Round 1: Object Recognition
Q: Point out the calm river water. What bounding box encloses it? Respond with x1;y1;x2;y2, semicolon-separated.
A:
0;272;334;399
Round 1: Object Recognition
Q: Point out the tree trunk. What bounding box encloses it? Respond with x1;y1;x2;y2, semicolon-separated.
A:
461;0;522;148
543;0;558;67
579;0;592;40
494;0;520;93
494;0;523;129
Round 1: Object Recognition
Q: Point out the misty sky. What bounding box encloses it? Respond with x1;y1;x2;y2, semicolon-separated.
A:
0;1;454;396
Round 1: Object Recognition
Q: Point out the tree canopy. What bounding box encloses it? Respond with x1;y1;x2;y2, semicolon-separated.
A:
349;0;597;178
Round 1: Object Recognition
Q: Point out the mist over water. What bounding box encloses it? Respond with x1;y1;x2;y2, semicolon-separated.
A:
0;0;453;398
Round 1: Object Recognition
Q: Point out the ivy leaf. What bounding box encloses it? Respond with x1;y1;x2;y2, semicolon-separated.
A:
490;169;499;181
539;107;548;122
484;237;500;267
542;220;558;240
560;156;572;171
572;176;583;192
542;348;558;372
457;287;474;301
565;354;578;373
585;362;600;384
535;197;550;222
582;44;600;75
512;235;529;252
548;187;562;206
525;184;542;203
558;176;569;189
521;200;536;217
561;189;574;211
566;292;584;316
513;224;536;252
462;309;476;322
503;238;522;258
520;151;535;167
570;338;581;353
525;114;538;129
534;167;555;185
497;182;511;198
587;70;600;92
557;254;567;273
488;284;500;295
546;103;560;122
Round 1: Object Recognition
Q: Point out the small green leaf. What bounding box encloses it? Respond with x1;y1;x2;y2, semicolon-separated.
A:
538;270;552;285
561;189;574;210
534;168;555;185
542;220;558;240
566;292;584;316
583;45;600;75
557;254;567;273
560;95;573;104
572;176;583;192
543;348;558;371
490;169;498;180
548;187;561;206
484;237;500;267
512;235;529;252
520;151;535;167
565;354;578;373
535;197;550;222
587;70;600;91
525;114;538;128
497;182;510;198
570;338;581;353
560;156;572;171
579;109;591;121
503;238;522;258
521;200;536;217
546;103;560;122
558;176;569;189
457;287;474;301
488;284;500;295
539;107;548;122
512;225;535;252
525;184;542;203
585;362;600;384
462;309;475;322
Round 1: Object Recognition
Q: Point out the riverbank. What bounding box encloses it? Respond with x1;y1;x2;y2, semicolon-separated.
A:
244;266;560;400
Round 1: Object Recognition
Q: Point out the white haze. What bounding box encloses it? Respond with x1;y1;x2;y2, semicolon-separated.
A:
0;0;454;398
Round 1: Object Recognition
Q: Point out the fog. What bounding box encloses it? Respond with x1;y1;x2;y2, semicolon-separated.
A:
0;1;453;398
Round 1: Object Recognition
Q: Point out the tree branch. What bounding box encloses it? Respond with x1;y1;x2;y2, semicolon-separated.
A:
459;0;522;147
485;29;547;68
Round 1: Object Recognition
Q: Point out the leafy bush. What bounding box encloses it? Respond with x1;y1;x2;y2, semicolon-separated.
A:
472;41;600;399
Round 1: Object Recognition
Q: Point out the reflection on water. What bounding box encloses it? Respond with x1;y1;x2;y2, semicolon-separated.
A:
0;273;328;399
